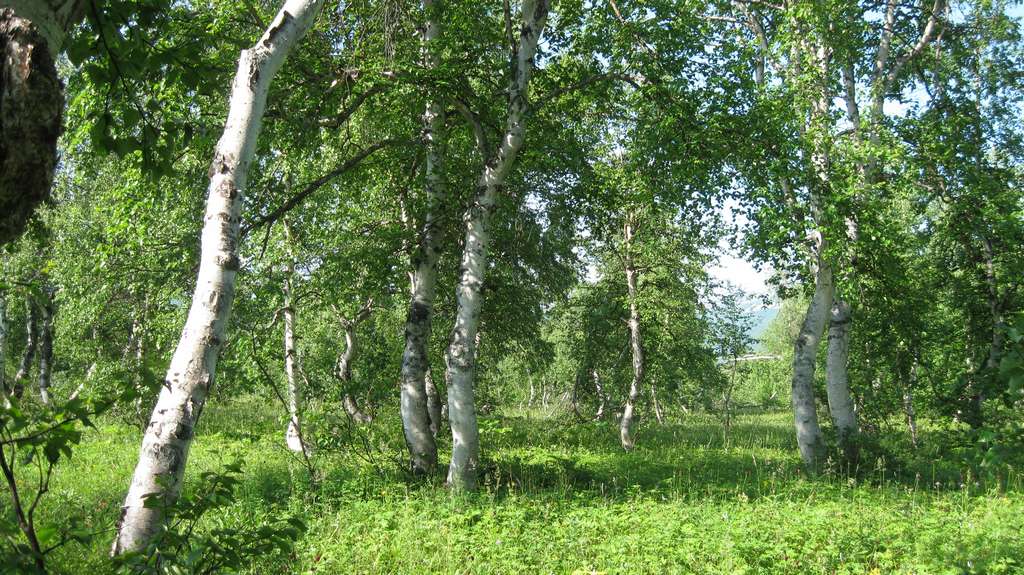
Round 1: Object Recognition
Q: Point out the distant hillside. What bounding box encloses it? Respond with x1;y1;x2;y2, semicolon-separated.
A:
748;306;778;348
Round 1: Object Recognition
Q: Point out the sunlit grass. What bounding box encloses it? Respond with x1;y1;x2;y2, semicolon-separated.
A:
36;396;1024;574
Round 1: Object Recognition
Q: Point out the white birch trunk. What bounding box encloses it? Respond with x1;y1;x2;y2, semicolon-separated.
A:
826;299;858;460
282;259;306;452
593;369;606;421
112;0;325;555
0;291;6;398
11;297;36;398
36;287;53;406
399;0;445;473
445;0;548;490
904;361;920;449
620;216;645;451
337;320;372;425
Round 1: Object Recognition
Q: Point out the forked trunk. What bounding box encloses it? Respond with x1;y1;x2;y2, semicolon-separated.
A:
112;0;325;555
445;0;548;491
399;0;445;474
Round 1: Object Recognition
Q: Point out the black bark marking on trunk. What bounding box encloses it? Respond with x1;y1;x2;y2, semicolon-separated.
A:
0;9;64;245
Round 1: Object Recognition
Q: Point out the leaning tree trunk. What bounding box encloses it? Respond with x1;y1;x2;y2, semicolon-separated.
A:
337;315;372;425
36;287;53;406
445;0;548;491
791;241;832;472
826;299;858;463
398;0;446;474
620;216;645;451
11;298;37;399
111;0;325;555
0;0;85;245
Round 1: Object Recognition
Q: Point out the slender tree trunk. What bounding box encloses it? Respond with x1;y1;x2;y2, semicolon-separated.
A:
0;291;7;398
111;0;325;555
593;369;606;421
12;297;37;399
650;383;664;425
826;299;858;463
620;216;645;451
337;318;372;425
0;0;85;245
36;287;53;406
282;258;308;452
399;0;446;474
904;361;920;449
424;367;441;437
445;0;548;491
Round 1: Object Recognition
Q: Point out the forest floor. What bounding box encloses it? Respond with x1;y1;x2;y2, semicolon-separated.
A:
42;396;1024;574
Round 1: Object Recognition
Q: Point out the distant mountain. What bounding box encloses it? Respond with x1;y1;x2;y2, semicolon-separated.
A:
748;306;778;346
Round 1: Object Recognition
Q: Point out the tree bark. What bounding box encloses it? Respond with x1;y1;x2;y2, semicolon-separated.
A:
336;311;372;425
36;286;53;406
424;367;442;437
399;0;445;474
620;215;645;451
11;297;37;399
282;253;308;452
0;290;7;399
904;361;920;449
593;369;606;421
111;0;325;555
826;299;858;462
0;0;84;245
445;0;548;491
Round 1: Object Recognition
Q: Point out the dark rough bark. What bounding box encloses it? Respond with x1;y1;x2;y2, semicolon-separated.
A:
0;2;84;245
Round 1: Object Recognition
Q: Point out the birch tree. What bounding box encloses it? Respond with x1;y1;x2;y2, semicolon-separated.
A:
112;0;326;554
0;0;86;245
619;212;645;451
445;0;548;490
399;0;445;474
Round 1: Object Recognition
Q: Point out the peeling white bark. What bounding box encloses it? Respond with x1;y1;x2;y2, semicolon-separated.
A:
112;0;325;555
399;0;444;474
446;0;548;490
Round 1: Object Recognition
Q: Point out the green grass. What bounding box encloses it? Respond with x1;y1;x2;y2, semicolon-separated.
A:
32;398;1024;574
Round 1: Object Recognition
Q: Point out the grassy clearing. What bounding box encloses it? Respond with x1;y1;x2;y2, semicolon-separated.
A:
35;398;1024;574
